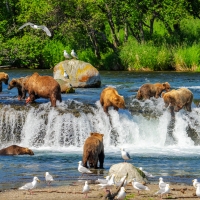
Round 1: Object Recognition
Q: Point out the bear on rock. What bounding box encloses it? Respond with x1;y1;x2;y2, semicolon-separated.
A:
137;82;170;100
82;132;104;169
100;87;125;114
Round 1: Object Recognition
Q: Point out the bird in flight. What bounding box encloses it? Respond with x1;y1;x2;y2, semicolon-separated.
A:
19;22;51;37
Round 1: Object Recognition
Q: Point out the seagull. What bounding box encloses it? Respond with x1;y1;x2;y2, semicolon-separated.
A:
132;178;150;195
78;161;92;176
120;148;131;162
116;186;126;200
159;177;167;190
155;184;170;199
19;176;40;194
71;49;78;59
139;167;154;178
196;183;200;197
64;70;69;79
45;172;54;185
115;175;127;187
19;22;51;37
64;50;71;59
98;174;115;190
193;179;200;188
82;181;90;198
96;175;110;184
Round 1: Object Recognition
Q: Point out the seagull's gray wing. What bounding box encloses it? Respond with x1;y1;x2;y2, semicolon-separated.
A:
126;151;131;159
39;25;51;36
19;22;34;30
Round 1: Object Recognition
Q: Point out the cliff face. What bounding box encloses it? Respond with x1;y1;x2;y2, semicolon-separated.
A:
53;59;101;88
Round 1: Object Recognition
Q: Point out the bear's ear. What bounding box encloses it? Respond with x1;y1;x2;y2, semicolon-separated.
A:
90;133;94;136
12;80;17;85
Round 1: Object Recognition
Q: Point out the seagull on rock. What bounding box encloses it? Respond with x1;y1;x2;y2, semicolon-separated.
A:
45;172;54;185
19;176;40;194
64;50;71;59
82;181;90;198
64;70;69;79
120;148;131;162
78;161;92;176
132;178;150;195
19;22;51;36
139;167;154;178
71;49;78;59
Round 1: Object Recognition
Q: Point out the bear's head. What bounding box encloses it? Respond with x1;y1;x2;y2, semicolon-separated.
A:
18;147;34;155
90;132;104;141
8;79;17;90
0;72;9;84
113;96;126;109
163;82;170;92
162;91;176;108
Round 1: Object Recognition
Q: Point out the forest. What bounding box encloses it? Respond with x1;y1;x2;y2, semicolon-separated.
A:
0;0;200;71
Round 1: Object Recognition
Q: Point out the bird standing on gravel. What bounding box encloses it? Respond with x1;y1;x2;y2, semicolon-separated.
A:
45;172;54;185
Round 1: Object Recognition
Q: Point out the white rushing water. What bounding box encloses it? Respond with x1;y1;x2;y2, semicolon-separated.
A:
0;99;200;156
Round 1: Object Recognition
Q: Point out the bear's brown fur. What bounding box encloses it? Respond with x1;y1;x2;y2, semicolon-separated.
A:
24;72;62;107
137;82;170;100
162;88;193;112
0;72;9;92
100;87;125;113
8;76;30;100
0;145;34;155
82;132;104;169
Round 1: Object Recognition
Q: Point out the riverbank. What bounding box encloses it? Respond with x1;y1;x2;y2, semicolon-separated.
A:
0;181;198;200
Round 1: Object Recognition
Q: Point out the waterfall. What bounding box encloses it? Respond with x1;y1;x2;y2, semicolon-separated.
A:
0;99;199;149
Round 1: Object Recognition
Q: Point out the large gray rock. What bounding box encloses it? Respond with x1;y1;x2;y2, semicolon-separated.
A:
109;162;147;183
53;59;101;88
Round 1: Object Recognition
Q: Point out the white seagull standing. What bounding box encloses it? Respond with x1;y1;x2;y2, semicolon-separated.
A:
98;174;115;190
45;172;54;185
19;176;40;194
155;184;170;199
96;175;110;184
132;178;150;195
64;70;69;79
196;183;200;197
82;181;90;198
64;50;71;59
116;186;126;200
193;179;200;188
159;177;167;190
139;167;154;178
71;49;78;59
120;148;131;162
19;22;51;36
78;161;92;176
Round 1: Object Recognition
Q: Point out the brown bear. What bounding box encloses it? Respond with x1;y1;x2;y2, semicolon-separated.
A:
136;82;170;100
100;87;125;114
0;145;34;155
0;72;9;92
82;132;104;169
24;72;62;107
8;76;30;100
162;88;193;112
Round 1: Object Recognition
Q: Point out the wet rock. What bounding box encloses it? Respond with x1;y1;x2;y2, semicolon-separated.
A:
53;60;101;88
56;79;75;93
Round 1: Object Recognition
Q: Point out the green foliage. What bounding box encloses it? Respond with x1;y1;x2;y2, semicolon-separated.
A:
125;193;135;200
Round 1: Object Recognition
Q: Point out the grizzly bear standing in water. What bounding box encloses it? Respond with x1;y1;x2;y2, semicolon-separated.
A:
137;82;170;100
82;133;104;169
25;72;62;107
100;87;125;114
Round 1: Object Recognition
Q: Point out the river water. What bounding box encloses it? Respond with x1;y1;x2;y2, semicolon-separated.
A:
0;69;200;190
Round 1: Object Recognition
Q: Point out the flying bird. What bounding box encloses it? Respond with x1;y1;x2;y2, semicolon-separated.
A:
64;50;71;59
18;176;40;194
78;161;92;176
19;22;51;37
132;178;150;195
116;186;126;200
155;184;170;199
71;49;78;59
193;179;200;188
45;172;54;185
120;148;131;162
82;181;90;198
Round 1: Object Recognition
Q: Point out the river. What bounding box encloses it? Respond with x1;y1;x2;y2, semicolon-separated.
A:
0;69;200;190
